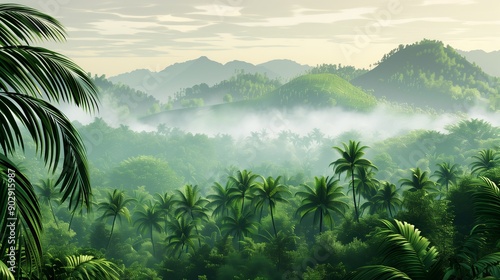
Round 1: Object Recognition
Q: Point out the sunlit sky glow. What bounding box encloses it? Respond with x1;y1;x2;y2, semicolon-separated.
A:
16;0;500;76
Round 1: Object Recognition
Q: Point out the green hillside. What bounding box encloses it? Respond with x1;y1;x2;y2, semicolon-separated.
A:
266;73;377;111
172;72;282;108
353;39;500;110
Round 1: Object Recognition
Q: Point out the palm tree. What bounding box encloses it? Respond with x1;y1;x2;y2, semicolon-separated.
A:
154;191;175;233
221;207;258;250
295;176;349;233
173;184;209;247
0;4;98;276
372;182;402;217
330;140;375;222
34;178;61;227
433;162;460;195
228;169;259;210
399;167;437;193
353;167;379;207
345;219;443;280
165;217;199;258
470;149;500;175
98;189;134;249
134;203;163;256
253;176;290;237
207;181;233;219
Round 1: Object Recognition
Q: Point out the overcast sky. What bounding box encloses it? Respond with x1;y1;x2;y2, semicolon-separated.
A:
13;0;500;76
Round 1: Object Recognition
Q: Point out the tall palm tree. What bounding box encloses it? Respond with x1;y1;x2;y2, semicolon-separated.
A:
330;140;375;222
399;167;437;193
228;170;259;210
154;191;175;233
470;149;500;175
134;203;163;256
173;184;209;247
34;178;61;227
372;182;402;217
165;217;198;258
295;176;349;233
345;219;443;280
253;176;290;237
353;167;379;207
433;162;460;195
0;4;98;277
98;189;134;249
207;181;233;220
221;207;258;250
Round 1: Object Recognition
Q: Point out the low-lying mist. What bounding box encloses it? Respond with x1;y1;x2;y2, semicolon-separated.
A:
60;101;500;146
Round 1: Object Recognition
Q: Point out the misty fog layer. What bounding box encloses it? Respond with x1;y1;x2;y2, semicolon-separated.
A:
60;101;500;144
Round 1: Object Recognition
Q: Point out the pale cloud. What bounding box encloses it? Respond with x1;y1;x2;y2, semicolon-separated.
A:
420;0;475;5
88;20;161;35
191;5;243;17
157;15;196;23
237;7;377;27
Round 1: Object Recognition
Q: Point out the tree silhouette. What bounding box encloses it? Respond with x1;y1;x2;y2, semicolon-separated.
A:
174;184;209;247
433;162;460;194
34;178;60;227
0;4;98;276
221;207;258;250
331;140;376;222
373;182;402;217
353;167;379;207
253;176;290;237
98;189;133;249
228;170;259;210
166;217;199;258
154;191;175;233
295;176;348;233
134;202;163;256
207;181;233;220
399;167;437;193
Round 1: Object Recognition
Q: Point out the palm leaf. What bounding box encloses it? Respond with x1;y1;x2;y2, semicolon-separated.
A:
0;92;91;212
0;3;65;45
0;260;14;280
344;265;412;280
64;255;121;280
0;155;42;274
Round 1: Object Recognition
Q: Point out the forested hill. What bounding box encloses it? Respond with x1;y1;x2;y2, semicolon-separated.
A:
171;72;282;108
265;73;377;111
353;39;500;111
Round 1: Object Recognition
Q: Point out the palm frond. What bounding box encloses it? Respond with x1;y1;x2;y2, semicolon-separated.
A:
344;265;412;280
0;260;14;280
0;155;42;273
0;3;65;46
64;255;121;280
0;92;91;212
0;46;98;111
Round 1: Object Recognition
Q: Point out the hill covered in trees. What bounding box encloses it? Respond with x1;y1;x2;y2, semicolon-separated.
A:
353;39;500;111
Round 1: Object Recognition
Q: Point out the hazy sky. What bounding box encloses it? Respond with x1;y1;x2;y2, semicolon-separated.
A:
15;0;500;76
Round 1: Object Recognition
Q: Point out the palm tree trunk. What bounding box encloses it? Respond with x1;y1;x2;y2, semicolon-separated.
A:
191;212;202;247
68;211;75;231
352;171;359;222
270;205;277;238
107;215;117;249
49;202;59;228
150;225;155;256
388;205;393;218
319;211;323;234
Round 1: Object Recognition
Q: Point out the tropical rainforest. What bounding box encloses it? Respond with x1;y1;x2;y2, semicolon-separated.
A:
1;3;500;280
